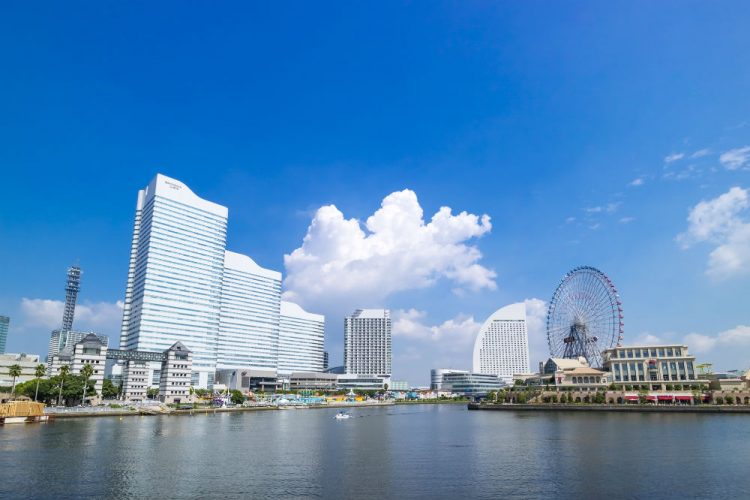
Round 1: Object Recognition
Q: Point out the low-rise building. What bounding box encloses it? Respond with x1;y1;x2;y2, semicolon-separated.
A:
122;360;149;401
336;374;386;391
0;353;42;387
159;342;192;404
289;372;337;391
71;334;107;396
442;372;503;398
430;368;469;390
602;344;707;390
390;380;409;391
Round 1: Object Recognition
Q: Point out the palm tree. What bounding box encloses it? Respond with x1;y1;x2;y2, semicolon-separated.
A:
57;365;70;406
34;364;47;402
81;364;94;405
8;364;22;399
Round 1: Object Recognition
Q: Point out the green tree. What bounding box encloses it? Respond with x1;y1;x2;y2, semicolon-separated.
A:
80;364;94;404
638;387;649;404
147;387;159;399
57;365;70;406
230;389;245;405
8;364;22;398
34;364;47;402
102;379;119;399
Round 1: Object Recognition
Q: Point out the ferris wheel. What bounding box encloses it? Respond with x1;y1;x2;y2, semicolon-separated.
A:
546;266;624;368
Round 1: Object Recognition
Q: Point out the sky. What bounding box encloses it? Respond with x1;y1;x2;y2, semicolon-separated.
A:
1;2;749;385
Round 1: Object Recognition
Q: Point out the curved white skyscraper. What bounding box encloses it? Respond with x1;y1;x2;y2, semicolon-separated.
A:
472;302;530;383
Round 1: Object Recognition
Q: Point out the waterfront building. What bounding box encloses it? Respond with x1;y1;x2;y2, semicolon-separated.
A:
159;342;192;404
278;301;325;375
217;368;280;393
441;372;503;398
0;353;42;387
48;330;109;367
336;374;387;391
71;334;108;396
122;360;149;401
539;357;610;391
49;348;73;376
289;372;337;391
602;344;707;390
390;380;409;391
344;309;391;377
0;316;8;354
472;303;530;384
323;351;329;370
119;174;228;389
430;368;469;390
218;251;282;372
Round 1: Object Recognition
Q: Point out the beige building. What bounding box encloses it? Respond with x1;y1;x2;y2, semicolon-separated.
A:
71;334;107;395
540;357;610;391
0;353;42;387
159;342;192;404
122;360;149;401
602;344;707;390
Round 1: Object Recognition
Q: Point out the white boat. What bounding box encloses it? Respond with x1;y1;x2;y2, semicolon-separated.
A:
334;412;352;420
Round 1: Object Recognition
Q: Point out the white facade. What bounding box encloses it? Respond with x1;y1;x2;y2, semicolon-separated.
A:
430;368;469;390
472;303;530;384
119;174;228;388
71;334;108;396
344;309;391;377
122;360;149;401
278;301;325;375
217;251;282;371
159;342;193;404
48;329;109;367
0;353;41;387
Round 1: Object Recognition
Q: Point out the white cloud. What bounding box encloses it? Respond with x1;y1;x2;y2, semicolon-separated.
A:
684;325;750;353
20;298;123;333
629;178;644;187
283;189;496;310
691;148;710;159
664;152;685;163
565;216;576;224
632;333;665;345
719;146;750;170
524;298;548;366
392;309;480;346
677;186;750;279
619;217;635;224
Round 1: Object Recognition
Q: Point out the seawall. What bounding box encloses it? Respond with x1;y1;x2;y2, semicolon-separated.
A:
468;403;750;414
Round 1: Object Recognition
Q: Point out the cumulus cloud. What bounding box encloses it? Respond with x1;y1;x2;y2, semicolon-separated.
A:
524;298;549;366
629;178;644;187
283;189;496;309
684;325;750;353
632;333;665;345
664;152;685;163
20;298;124;334
719;146;750;170
392;309;480;347
677;187;750;279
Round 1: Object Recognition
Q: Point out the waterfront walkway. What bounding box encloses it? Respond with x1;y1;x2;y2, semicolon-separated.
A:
469;403;750;413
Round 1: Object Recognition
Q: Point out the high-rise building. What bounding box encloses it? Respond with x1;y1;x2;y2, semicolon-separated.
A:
48;330;109;365
472;303;530;384
0;316;8;354
323;351;329;370
217;251;282;371
62;266;82;332
278;301;325;375
119;174;228;388
344;309;391;377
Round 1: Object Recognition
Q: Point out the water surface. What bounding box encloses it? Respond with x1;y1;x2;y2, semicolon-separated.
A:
1;404;748;499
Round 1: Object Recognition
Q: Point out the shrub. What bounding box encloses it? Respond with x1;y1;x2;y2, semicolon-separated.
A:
725;396;734;405
715;396;724;405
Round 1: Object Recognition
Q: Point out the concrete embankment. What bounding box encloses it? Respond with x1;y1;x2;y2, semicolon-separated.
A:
48;401;394;419
468;403;750;414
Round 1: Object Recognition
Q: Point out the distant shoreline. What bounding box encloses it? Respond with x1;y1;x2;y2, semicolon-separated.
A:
46;401;395;420
468;403;750;414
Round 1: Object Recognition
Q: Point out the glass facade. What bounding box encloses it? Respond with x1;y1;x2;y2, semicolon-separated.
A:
0;316;8;354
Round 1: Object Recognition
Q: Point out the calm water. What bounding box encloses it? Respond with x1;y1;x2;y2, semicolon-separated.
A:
1;404;749;499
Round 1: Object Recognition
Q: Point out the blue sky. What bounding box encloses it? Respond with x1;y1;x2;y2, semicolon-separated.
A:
1;2;749;384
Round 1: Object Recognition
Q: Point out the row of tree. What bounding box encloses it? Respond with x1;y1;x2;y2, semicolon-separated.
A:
5;363;106;406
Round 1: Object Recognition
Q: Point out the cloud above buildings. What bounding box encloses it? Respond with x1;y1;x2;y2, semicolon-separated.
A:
677;186;750;279
19;298;123;335
283;189;496;311
684;325;750;354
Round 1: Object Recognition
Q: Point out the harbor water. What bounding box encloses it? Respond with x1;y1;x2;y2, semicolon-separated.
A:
1;404;749;499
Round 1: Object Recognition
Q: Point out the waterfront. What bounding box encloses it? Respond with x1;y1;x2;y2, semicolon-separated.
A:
2;404;750;499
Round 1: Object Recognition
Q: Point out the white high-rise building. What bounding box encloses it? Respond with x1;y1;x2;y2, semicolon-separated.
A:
278;301;325;375
472;302;530;384
344;309;391;377
119;174;228;388
217;251;282;371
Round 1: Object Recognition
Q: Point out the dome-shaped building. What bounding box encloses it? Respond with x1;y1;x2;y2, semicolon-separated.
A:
472;302;530;383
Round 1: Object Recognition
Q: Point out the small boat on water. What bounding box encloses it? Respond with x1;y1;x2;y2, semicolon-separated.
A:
334;412;352;420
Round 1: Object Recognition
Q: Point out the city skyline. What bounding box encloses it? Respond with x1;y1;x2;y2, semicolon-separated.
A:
1;3;749;385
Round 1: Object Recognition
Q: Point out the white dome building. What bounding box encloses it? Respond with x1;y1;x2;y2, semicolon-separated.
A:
472;303;530;384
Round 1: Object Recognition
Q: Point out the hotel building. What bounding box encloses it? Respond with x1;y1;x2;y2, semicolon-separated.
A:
278;301;325;375
344;309;391;377
472;303;530;384
602;344;706;389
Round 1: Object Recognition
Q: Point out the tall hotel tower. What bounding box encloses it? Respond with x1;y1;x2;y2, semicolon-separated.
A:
278;301;325;375
119;174;228;388
344;309;391;377
472;302;530;384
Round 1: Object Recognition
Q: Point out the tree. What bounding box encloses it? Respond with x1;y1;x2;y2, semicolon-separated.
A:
80;364;94;404
34;364;47;402
147;387;159;399
230;389;245;405
638;387;649;404
8;364;22;399
102;379;119;399
57;365;70;406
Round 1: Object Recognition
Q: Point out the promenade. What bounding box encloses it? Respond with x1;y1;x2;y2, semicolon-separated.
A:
469;403;750;414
